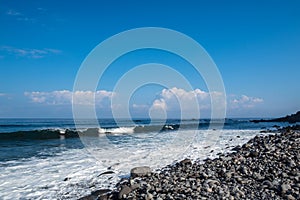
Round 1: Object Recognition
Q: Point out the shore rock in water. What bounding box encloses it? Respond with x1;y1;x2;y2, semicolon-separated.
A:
179;158;192;165
78;189;111;200
98;171;115;177
130;166;151;178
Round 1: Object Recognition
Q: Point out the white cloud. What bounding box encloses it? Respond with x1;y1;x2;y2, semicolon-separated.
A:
25;88;263;117
37;7;47;12
6;9;22;16
16;17;36;22
6;9;36;22
229;95;263;109
25;90;115;106
148;88;263;114
0;93;6;97
73;90;115;106
0;46;61;58
132;104;149;109
151;99;167;110
150;87;212;112
44;48;62;54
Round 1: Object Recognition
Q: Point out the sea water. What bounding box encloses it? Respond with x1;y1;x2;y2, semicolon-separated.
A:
0;118;293;199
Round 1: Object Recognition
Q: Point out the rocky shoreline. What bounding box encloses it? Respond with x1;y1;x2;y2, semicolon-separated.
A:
251;111;300;123
81;126;300;200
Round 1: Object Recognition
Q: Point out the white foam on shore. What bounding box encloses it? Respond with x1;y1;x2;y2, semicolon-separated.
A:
98;127;135;134
0;129;273;199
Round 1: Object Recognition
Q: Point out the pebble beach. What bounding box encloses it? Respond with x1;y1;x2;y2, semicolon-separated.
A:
82;125;300;200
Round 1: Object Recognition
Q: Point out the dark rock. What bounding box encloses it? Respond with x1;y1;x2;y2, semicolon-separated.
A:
98;171;115;177
262;180;273;188
63;177;71;181
280;183;291;194
232;145;241;151
130;166;151;178
79;189;111;200
118;185;132;199
249;150;259;157
130;183;140;190
286;194;296;200
180;158;192;165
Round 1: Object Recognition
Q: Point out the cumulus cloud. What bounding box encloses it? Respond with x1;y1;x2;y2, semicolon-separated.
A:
229;95;263;109
145;88;263;114
24;90;115;106
149;87;212;112
25;88;263;116
0;46;61;58
151;99;167;110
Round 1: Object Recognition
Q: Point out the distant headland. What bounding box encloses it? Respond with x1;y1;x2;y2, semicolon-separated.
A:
251;111;300;123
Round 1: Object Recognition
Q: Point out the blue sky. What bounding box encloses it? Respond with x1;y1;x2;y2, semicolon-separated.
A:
0;0;299;118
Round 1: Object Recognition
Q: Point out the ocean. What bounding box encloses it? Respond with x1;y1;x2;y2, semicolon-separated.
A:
0;118;294;199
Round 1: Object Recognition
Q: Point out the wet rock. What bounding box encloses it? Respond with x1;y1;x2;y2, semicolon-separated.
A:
286;194;296;200
180;158;192;165
249;150;259;157
130;183;140;190
232;145;241;151
118;185;132;199
98;171;115;177
262;180;273;188
130;166;151;178
63;177;71;181
146;192;153;200
280;183;291;194
79;189;111;200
